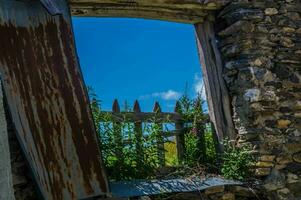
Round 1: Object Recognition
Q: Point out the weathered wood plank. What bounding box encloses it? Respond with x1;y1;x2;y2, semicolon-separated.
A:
153;102;165;166
133;100;143;169
211;122;221;164
174;101;185;163
112;99;124;173
68;0;229;23
0;1;108;199
195;20;236;141
99;111;209;124
194;100;206;163
100;111;186;123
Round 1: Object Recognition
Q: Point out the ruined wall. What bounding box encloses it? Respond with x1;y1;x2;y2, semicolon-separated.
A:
0;83;38;200
6;107;39;200
1;0;301;199
217;0;301;199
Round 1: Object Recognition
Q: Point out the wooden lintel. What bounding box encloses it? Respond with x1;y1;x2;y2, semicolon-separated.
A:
68;0;228;23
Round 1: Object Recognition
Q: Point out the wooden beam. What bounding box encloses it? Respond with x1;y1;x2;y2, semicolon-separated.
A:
133;100;143;169
69;0;228;23
99;111;209;123
174;101;185;163
153;102;165;166
100;111;185;123
195;20;236;141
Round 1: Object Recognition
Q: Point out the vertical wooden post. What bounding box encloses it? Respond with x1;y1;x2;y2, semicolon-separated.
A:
153;102;165;167
112;100;123;168
195;20;236;142
133;100;143;169
211;122;221;164
194;100;206;163
174;101;185;164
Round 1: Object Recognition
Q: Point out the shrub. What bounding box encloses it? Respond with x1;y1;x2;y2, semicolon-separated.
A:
88;86;219;180
221;140;254;181
89;88;166;180
177;91;218;168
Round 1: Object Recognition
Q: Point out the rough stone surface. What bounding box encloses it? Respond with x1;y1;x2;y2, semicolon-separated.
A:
4;104;38;199
1;0;301;200
205;186;225;195
218;0;301;199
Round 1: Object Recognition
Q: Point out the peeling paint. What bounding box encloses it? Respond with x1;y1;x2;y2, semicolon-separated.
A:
0;0;108;199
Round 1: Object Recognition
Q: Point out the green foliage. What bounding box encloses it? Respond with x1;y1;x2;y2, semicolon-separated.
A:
88;86;220;180
204;126;218;167
221;140;255;181
183;131;199;166
89;88;170;180
177;89;218;168
89;85;255;182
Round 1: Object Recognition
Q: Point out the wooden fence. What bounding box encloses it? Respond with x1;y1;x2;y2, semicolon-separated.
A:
99;99;217;166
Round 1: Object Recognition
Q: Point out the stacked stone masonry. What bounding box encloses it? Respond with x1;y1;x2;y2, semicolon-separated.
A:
217;0;301;199
5;103;38;200
1;0;301;200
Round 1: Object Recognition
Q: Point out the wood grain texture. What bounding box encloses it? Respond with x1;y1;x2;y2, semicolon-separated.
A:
0;0;108;199
69;0;229;23
174;101;185;163
195;20;236;141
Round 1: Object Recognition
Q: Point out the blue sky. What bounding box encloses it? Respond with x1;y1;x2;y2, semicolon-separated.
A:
72;17;205;112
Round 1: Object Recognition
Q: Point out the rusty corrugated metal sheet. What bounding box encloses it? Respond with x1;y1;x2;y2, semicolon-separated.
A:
0;0;109;199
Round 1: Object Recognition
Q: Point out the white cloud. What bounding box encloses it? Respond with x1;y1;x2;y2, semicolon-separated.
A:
139;90;181;101
194;74;207;100
153;90;181;100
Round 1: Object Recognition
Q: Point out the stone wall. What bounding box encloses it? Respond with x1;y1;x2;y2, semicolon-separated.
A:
1;1;301;199
7;115;39;200
4;99;38;199
217;0;301;199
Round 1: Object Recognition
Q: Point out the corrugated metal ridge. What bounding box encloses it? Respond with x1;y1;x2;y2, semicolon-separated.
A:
110;177;242;198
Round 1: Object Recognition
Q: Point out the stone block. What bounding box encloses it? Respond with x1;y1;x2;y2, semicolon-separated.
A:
255;168;271;176
277;119;291;129
231;186;255;197
287;173;299;184
260;155;276;162
276;155;293;165
264;170;286;191
222;192;235;200
293;152;301;163
205;186;225;195
277;188;293;200
265;8;279;16
256;161;274;168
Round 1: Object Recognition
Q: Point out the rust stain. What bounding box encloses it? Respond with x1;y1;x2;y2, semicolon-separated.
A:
0;1;108;199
